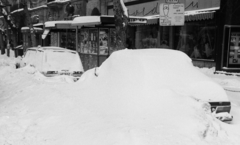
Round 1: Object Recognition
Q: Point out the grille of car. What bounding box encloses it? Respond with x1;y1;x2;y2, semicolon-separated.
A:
209;102;231;113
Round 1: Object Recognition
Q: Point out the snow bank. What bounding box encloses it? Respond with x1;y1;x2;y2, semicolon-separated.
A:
0;51;22;69
0;49;238;145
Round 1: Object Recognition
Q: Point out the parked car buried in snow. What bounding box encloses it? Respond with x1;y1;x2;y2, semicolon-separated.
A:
90;48;233;122
21;46;84;81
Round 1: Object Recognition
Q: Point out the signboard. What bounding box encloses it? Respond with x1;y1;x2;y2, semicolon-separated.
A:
159;3;184;26
229;32;240;65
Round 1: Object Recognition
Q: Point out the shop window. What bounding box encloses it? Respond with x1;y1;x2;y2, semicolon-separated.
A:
109;28;116;54
79;29;89;53
59;31;76;50
60;32;67;48
67;32;76;50
99;28;109;55
136;25;158;49
50;32;58;47
79;28;98;54
89;29;98;54
175;22;216;60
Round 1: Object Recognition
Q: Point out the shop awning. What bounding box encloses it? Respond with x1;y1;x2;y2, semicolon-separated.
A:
41;29;50;39
185;11;215;21
44;21;75;29
184;7;219;21
72;16;102;27
128;6;220;25
72;15;148;27
128;16;148;25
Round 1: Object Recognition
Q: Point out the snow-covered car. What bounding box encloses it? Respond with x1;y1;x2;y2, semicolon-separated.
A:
21;46;84;80
89;48;233;122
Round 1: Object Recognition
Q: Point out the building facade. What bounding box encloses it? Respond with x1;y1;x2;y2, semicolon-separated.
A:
4;0;240;72
107;0;219;68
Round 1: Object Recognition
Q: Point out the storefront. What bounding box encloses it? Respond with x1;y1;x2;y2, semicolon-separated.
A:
71;16;117;70
42;21;77;50
107;0;220;68
41;17;115;70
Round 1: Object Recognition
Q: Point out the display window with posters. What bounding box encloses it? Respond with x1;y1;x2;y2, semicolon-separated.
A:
79;29;89;53
174;21;216;60
89;29;98;54
59;30;76;50
77;28;115;70
78;28;98;55
99;28;109;55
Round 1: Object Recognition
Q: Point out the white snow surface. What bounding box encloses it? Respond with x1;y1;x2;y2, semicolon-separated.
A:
0;49;240;145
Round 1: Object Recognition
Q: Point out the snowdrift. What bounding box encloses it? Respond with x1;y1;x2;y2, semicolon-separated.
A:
0;49;236;145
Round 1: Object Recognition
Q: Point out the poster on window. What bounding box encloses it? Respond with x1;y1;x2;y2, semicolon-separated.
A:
89;29;98;54
229;33;240;65
80;29;89;54
159;3;184;26
99;29;109;55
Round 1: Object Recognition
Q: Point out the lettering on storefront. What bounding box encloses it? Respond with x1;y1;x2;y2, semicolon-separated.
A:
185;1;198;10
130;2;159;16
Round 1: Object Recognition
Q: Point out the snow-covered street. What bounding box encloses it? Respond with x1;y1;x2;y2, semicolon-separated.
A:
0;50;240;145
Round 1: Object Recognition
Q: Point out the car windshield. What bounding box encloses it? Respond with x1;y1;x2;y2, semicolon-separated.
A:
43;50;82;71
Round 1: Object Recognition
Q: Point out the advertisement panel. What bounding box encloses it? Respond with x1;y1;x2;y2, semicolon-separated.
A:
222;26;240;70
159;3;184;26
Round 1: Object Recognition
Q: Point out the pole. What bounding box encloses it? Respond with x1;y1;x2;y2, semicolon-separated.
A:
6;25;10;57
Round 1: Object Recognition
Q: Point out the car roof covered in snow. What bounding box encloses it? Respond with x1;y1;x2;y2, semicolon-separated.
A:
92;48;229;102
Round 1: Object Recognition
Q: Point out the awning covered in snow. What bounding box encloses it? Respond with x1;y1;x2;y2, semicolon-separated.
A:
44;21;75;29
184;7;219;21
72;16;102;27
72;15;148;27
129;6;220;25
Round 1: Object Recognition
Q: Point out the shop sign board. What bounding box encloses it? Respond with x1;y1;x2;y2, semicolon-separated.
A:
159;3;184;26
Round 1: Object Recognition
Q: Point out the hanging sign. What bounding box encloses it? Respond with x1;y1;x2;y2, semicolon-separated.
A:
159;3;184;26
